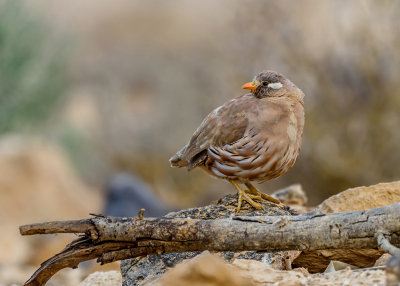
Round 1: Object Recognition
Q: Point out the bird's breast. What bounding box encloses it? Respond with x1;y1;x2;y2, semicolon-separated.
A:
287;111;298;143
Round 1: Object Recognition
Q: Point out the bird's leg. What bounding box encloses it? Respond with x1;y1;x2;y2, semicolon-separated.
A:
244;182;281;205
230;180;264;213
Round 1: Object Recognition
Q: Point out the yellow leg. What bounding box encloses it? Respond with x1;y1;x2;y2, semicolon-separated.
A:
245;182;281;205
230;180;264;213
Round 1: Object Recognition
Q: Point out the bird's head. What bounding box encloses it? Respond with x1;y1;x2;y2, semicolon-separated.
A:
242;71;303;102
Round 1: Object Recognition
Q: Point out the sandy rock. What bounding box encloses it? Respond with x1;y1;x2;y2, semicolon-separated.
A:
233;259;308;285
375;253;392;267
311;268;385;286
79;271;122;286
293;249;384;273
323;260;357;273
386;255;400;286
263;250;301;270
0;265;37;286
147;251;252;286
297;181;400;273
134;250;386;286
0;265;85;286
317;181;400;213
271;184;313;213
271;184;308;206
231;259;385;286
0;136;102;265
140;254;309;286
152;254;387;285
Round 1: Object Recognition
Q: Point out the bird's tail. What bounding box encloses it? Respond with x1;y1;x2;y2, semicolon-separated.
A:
169;151;188;168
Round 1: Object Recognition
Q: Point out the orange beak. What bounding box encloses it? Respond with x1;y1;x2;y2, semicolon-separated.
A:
241;81;257;91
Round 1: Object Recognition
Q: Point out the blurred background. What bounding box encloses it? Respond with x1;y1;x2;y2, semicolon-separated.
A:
1;0;400;284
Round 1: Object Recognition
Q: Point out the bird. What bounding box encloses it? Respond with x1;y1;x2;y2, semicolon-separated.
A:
170;70;305;213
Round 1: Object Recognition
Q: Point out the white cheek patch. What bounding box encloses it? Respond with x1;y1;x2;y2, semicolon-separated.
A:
268;82;283;89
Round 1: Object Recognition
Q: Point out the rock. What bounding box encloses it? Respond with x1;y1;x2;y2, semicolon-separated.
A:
232;259;309;285
0;136;102;265
311;268;385;286
79;271;122;286
121;252;202;286
271;184;308;206
293;181;400;273
103;172;171;217
323;260;357;273
293;249;384;273
317;181;400;213
121;193;296;285
144;252;251;286
262;250;301;271
375;253;392;267
386;255;400;286
0;265;37;286
146;255;386;286
271;184;312;213
0;264;85;286
235;259;385;285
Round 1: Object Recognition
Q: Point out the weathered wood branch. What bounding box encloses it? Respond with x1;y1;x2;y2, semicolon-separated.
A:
376;232;400;256
20;202;400;286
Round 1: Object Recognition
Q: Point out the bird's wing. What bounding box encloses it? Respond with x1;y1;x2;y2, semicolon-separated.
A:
207;97;302;179
171;95;251;169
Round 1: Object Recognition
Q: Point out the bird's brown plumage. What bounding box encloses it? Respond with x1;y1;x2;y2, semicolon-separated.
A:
170;70;304;186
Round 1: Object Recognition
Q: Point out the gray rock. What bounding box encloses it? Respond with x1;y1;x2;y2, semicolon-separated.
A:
104;173;172;218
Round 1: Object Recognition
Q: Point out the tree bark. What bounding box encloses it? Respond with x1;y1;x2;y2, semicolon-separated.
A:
20;203;400;286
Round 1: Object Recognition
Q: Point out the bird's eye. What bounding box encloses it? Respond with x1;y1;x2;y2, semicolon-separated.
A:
262;81;268;86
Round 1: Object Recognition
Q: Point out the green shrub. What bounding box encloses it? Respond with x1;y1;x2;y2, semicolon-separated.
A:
0;0;69;133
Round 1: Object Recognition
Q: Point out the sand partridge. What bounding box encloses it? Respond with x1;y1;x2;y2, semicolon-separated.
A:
170;71;305;213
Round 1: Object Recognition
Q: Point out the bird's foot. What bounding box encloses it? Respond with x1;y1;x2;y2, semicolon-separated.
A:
245;193;262;201
245;182;282;205
237;189;264;214
230;180;264;213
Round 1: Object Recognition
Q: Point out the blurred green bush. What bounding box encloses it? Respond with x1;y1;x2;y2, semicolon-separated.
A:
0;0;68;133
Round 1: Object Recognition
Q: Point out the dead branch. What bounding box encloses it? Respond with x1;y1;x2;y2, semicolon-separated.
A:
376;232;400;256
20;202;400;286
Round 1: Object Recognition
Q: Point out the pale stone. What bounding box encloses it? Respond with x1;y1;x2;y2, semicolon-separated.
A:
375;253;392;267
0;135;102;265
317;181;400;213
149;251;251;286
79;271;122;286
